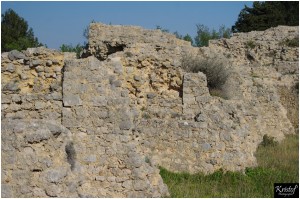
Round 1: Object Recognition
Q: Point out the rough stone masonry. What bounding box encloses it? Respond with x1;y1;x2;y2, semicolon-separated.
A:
1;23;298;197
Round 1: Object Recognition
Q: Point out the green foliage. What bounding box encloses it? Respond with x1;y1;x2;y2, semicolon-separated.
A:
260;134;278;147
245;40;257;49
145;156;151;164
59;43;83;58
232;1;299;33
181;54;229;91
160;134;298;197
142;113;151;119
195;24;231;47
174;31;194;45
279;37;299;48
173;31;181;39
183;34;193;45
194;24;211;47
1;9;43;52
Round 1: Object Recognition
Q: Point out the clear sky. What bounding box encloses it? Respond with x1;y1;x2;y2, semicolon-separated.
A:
1;1;253;49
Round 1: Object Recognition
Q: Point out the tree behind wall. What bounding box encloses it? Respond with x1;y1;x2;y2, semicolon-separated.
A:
232;1;299;33
194;24;231;47
59;44;83;58
1;8;43;52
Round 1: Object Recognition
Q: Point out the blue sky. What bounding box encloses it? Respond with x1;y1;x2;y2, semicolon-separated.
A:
1;1;253;49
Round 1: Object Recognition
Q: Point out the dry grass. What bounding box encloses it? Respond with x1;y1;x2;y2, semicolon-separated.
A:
181;54;229;91
255;134;299;179
209;88;229;100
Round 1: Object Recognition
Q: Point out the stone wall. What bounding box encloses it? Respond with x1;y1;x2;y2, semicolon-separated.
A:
1;24;298;197
61;56;168;197
207;26;299;132
1;52;169;197
1;48;71;122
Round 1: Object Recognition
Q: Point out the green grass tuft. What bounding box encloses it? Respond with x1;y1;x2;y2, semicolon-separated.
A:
279;37;299;48
160;134;299;197
245;40;257;49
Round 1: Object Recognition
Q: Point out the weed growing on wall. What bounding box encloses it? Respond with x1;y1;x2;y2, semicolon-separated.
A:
181;54;229;99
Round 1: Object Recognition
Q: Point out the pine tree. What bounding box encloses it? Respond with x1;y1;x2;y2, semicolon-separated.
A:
232;1;299;33
183;34;193;45
1;9;43;52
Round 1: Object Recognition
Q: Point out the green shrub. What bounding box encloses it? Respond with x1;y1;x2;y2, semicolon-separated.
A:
145;156;151;164
194;24;231;47
279;37;299;47
245;40;257;49
260;134;278;147
59;43;83;58
142;113;151;119
181;54;229;92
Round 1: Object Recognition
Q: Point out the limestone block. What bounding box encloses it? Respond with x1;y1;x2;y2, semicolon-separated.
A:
147;92;157;99
46;60;53;66
62;108;80;128
34;101;46;110
6;63;15;73
8;50;27;61
128;153;143;168
31;59;42;67
183;94;196;105
119;120;132;130
2;81;20;92
25;128;52;143
45;184;62;197
92;96;108;107
133;179;148;191
201;143;212;151
63;94;82;107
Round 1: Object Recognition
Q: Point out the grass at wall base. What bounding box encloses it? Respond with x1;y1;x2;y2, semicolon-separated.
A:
160;134;299;198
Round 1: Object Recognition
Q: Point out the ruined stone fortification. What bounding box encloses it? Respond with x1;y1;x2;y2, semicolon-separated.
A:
1;23;298;197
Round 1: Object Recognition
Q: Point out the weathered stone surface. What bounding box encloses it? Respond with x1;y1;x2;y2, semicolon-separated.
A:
25;128;52;143
31;59;42;67
6;63;15;73
8;50;27;60
1;47;64;123
119;120;132;130
133;179;148;191
46;60;53;66
45;167;67;183
2;81;20;92
1;24;297;198
1;184;12;198
63;94;82;107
